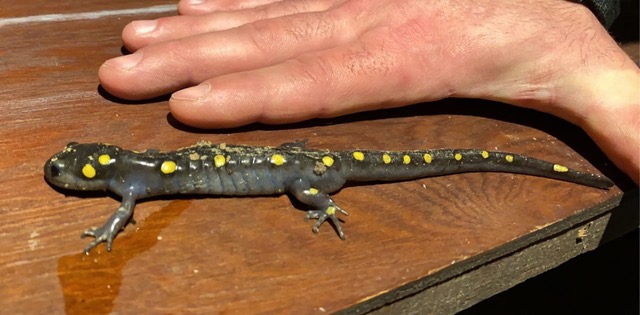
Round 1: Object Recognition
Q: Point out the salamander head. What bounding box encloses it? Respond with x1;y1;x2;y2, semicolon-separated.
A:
44;142;121;191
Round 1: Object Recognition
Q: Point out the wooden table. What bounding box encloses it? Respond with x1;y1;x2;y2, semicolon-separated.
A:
1;2;636;314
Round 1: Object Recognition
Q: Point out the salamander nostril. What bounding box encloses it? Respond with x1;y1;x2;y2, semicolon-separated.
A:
46;160;65;179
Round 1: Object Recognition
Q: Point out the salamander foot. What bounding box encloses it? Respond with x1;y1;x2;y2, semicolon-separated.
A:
80;207;133;253
304;205;349;240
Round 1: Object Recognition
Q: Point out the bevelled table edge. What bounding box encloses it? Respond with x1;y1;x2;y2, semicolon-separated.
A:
338;191;625;314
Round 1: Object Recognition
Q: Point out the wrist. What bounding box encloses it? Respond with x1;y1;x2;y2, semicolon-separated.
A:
479;0;639;183
566;0;621;29
575;69;640;184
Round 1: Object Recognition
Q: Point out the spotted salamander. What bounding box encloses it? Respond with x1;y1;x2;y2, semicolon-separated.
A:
44;141;613;253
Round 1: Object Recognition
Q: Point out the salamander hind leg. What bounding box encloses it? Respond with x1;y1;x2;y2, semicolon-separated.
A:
81;198;136;253
289;179;349;240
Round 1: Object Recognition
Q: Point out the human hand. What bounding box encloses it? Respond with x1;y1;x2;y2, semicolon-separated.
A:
98;0;639;183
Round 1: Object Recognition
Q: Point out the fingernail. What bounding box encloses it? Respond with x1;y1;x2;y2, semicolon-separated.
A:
104;52;143;69
172;83;210;101
186;0;205;5
132;20;157;35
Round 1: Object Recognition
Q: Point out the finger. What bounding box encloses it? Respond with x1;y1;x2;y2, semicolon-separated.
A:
100;8;362;99
124;0;342;51
168;28;454;128
178;0;284;15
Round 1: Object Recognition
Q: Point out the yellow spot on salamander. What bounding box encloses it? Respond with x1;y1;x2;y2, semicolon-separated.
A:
553;164;569;172
322;156;334;167
481;150;489;159
403;155;411;164
326;206;336;216
308;188;319;195
98;154;111;165
82;164;96;178
270;154;286;166
353;151;365;161
161;161;177;174
214;155;226;168
454;153;463;161
383;154;392;164
424;153;432;164
505;155;514;162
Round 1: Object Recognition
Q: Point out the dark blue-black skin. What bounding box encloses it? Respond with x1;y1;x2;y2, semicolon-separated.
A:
43;141;613;253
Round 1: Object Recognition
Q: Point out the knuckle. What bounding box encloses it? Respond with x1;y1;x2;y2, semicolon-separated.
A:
291;54;336;87
281;11;338;41
242;9;340;55
261;0;342;18
265;0;311;16
242;20;283;55
341;36;396;77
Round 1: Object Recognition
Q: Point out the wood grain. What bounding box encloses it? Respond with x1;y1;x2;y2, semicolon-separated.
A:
0;0;176;18
0;2;629;314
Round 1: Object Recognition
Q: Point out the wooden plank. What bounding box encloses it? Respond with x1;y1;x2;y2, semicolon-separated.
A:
0;9;626;315
369;212;619;314
0;0;175;18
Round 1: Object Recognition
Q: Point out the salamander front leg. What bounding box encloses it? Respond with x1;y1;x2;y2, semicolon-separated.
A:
81;197;136;253
289;179;349;240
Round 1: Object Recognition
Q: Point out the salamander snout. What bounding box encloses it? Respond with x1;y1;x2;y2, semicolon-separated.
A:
43;148;112;191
